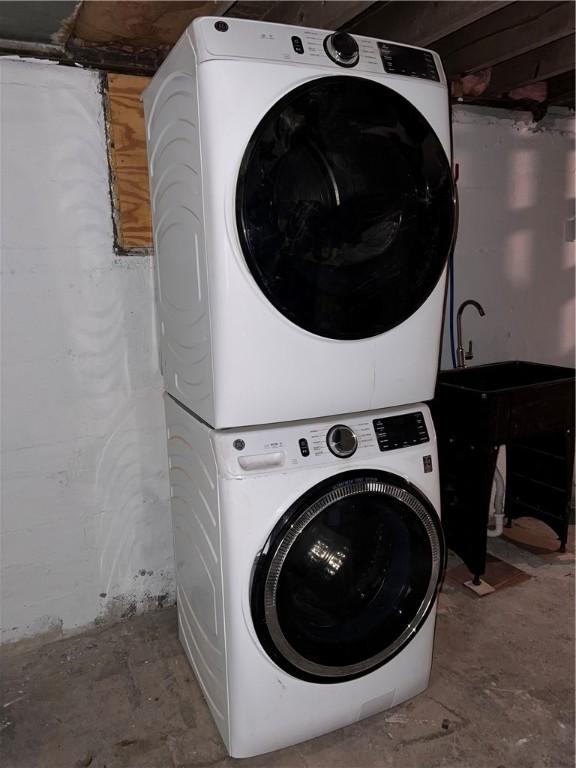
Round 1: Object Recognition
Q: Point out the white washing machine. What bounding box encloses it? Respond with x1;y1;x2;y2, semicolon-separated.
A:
164;395;445;757
144;18;456;429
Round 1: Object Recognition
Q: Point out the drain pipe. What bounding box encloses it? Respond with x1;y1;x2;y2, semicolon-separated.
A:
487;467;506;537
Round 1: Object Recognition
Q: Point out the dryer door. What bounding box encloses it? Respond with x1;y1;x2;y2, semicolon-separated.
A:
251;469;445;683
236;76;455;340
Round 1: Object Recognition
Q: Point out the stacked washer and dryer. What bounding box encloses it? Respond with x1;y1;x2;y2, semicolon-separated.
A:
143;17;456;759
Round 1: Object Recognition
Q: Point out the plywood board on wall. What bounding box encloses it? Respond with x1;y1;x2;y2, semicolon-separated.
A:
106;73;152;249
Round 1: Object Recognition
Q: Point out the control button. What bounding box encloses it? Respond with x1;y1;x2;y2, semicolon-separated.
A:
326;424;358;458
291;35;304;54
298;438;310;457
323;32;359;67
214;20;228;32
233;439;245;451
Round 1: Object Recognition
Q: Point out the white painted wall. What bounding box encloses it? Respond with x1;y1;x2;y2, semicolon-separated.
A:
1;59;174;645
441;106;575;370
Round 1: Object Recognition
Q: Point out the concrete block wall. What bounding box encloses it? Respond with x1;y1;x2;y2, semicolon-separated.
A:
1;59;174;645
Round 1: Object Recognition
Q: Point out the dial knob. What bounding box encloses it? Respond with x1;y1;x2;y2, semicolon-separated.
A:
326;424;358;458
323;32;359;67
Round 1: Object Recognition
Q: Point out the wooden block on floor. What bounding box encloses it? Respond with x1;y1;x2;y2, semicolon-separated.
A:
464;579;495;597
446;554;531;597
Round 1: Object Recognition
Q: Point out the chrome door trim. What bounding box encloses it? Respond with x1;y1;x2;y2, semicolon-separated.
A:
263;478;442;678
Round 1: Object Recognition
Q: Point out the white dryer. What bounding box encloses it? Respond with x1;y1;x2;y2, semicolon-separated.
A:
164;395;445;757
144;18;456;428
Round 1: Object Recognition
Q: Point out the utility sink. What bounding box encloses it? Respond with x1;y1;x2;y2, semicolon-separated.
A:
438;360;575;394
432;361;575;581
435;361;575;444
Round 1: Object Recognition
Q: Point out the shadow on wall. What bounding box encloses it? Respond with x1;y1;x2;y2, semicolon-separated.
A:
51;86;175;623
441;107;575;371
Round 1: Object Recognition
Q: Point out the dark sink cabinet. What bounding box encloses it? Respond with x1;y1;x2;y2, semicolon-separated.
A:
432;362;575;582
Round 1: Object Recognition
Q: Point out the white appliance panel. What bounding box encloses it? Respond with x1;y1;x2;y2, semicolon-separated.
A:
165;396;443;757
144;18;454;428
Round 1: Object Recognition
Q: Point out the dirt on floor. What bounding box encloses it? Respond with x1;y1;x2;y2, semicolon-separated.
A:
1;532;574;768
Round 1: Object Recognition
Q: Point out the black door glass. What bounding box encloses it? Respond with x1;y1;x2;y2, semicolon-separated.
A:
251;471;444;683
236;77;455;340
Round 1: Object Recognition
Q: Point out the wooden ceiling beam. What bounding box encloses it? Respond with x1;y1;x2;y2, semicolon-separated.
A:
225;1;378;29
484;35;575;96
71;1;235;47
435;1;575;76
343;1;513;46
224;2;276;21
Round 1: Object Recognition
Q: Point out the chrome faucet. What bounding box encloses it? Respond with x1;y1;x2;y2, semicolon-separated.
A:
456;300;485;368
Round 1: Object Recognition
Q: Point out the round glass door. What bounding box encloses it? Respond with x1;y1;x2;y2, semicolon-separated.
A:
236;76;456;340
251;470;445;683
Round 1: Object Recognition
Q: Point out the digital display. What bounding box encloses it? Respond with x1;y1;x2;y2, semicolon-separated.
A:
382;414;419;442
373;412;429;452
378;42;439;82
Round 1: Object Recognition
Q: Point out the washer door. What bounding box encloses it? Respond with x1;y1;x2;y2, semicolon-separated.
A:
251;470;445;683
236;76;455;340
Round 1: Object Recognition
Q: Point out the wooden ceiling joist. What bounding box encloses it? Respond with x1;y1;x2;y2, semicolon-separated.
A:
344;1;513;47
435;1;575;76
226;1;377;29
72;1;234;48
0;0;573;111
484;34;575;97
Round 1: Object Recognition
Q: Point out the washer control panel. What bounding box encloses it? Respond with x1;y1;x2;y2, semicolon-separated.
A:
217;405;435;476
373;411;429;452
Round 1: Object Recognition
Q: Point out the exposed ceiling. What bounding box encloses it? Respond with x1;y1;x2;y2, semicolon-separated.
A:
0;1;574;113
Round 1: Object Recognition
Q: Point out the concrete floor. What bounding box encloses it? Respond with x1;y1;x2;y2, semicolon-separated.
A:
1;534;574;768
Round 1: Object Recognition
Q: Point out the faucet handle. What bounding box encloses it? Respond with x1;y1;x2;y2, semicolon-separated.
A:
465;340;474;361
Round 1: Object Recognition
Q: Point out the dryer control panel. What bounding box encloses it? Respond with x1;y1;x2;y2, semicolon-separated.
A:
378;42;439;82
192;17;445;84
215;403;435;477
